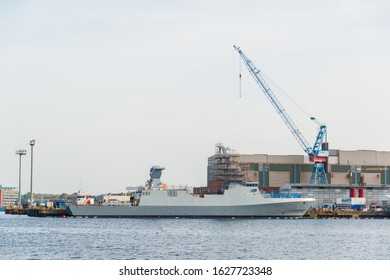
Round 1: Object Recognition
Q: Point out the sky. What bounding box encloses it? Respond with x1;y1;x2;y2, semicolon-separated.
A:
1;0;390;195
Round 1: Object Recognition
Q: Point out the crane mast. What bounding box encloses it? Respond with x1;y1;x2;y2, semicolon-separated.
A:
234;46;328;184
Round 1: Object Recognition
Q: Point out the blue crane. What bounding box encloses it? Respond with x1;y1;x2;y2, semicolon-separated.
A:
234;46;329;184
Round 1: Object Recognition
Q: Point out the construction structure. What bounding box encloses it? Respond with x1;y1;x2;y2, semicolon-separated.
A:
234;46;329;184
226;46;390;207
194;143;245;194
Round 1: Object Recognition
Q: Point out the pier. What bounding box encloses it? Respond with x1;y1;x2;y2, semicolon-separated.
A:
305;209;389;219
5;206;66;217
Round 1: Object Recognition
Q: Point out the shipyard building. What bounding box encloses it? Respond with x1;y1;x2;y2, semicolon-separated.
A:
205;144;390;207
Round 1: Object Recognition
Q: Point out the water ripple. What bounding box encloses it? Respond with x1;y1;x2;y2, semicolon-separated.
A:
1;213;389;259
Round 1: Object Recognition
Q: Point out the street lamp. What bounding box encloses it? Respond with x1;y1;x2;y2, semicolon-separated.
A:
29;139;36;206
15;149;27;207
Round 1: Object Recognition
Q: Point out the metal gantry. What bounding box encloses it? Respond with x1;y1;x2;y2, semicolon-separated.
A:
234;46;328;184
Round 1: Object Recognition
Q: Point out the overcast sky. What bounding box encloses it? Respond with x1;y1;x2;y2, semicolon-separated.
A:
1;0;389;195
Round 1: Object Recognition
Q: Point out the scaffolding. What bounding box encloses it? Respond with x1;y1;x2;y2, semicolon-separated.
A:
207;143;244;188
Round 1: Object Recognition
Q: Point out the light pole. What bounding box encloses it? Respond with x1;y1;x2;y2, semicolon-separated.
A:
29;139;36;206
15;149;27;207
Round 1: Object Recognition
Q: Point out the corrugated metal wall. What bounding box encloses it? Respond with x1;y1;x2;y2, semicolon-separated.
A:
330;173;349;184
362;173;380;185
269;172;290;186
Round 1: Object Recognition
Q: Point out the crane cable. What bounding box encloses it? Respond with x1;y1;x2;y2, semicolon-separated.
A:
238;55;321;126
261;70;321;125
239;58;242;98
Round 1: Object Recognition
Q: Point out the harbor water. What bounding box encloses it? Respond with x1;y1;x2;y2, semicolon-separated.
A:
1;212;389;260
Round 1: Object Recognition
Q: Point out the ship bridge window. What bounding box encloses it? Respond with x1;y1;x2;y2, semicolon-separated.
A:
167;190;178;197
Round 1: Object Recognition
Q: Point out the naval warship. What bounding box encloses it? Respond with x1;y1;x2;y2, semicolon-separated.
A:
66;166;315;218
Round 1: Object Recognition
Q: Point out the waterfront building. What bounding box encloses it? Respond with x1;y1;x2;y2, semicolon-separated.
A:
0;185;18;207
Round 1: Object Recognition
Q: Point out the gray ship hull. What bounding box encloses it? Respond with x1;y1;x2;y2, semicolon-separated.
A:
66;182;315;218
66;200;312;218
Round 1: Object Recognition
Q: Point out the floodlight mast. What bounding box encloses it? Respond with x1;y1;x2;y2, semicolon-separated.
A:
15;149;27;206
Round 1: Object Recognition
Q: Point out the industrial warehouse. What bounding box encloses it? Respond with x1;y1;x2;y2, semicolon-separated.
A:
204;143;390;209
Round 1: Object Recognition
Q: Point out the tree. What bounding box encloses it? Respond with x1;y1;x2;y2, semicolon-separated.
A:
59;193;69;201
24;192;36;201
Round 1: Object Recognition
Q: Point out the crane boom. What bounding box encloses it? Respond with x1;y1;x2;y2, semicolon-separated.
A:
234;46;328;184
234;46;313;155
